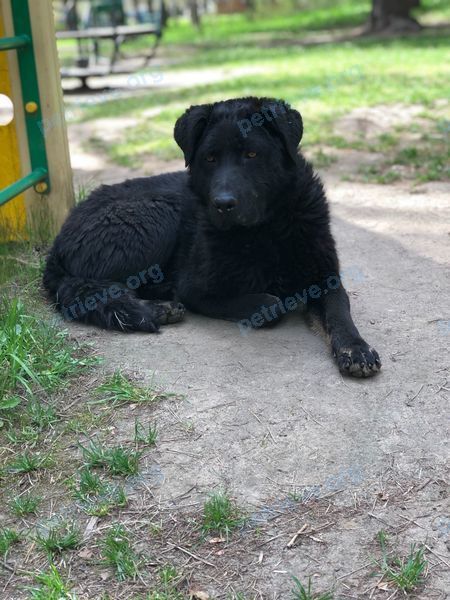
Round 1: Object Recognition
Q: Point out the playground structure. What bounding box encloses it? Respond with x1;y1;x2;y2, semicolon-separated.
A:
0;0;74;241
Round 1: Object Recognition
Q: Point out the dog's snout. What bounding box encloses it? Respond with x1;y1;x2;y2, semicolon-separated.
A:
212;193;238;212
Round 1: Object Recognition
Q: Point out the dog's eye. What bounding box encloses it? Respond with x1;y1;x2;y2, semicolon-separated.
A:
206;155;216;162
247;152;257;158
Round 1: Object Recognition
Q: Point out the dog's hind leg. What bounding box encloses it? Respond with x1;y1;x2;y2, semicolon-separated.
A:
54;276;167;333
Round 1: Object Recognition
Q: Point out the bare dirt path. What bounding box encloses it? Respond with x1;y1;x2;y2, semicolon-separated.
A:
64;126;450;597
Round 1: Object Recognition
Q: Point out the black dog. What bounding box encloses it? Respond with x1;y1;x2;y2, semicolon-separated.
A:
43;97;381;377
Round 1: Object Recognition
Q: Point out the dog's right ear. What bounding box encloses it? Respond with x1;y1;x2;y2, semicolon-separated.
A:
174;104;213;167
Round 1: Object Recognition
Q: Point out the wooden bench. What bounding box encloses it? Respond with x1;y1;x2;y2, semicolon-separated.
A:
56;0;164;86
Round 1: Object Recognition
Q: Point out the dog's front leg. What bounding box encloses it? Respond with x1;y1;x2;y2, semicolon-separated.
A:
309;286;381;377
183;292;285;327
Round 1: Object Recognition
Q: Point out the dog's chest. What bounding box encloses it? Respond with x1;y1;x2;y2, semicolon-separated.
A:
212;235;282;293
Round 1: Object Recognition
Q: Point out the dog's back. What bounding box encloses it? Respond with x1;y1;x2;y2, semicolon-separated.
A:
43;171;193;331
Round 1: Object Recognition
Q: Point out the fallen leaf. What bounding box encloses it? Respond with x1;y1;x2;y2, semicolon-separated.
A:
189;591;209;600
377;582;391;591
83;516;98;539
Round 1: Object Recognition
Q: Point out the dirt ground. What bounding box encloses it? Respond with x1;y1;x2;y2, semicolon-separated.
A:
51;102;450;599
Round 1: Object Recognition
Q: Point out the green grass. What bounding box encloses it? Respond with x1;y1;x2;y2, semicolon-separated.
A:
9;492;41;516
291;576;334;600
92;370;169;406
7;451;50;474
73;466;105;497
83;486;127;517
163;0;370;46
393;140;449;182
102;523;140;580
134;419;158;446
0;242;41;290
36;521;81;556
0;298;94;405
382;546;428;592
27;564;75;600
0;527;19;558
202;492;245;539
72;467;127;516
125;0;450;50
376;531;428;593
146;566;185;599
5;424;39;445
76;27;450;177
354;121;449;184
310;149;338;169
80;440;142;475
2;397;59;448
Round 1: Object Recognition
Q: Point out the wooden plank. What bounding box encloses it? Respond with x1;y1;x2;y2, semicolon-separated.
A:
26;0;75;239
56;23;160;40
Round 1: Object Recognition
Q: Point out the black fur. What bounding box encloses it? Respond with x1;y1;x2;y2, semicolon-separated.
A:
43;97;381;377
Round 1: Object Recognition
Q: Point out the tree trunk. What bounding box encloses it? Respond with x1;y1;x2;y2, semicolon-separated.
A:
370;0;422;32
189;0;201;29
62;0;79;30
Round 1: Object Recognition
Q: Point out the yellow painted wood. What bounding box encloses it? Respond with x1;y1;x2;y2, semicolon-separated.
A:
0;0;75;242
0;11;27;241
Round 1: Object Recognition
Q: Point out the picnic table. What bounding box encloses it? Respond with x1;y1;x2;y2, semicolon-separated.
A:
56;0;165;87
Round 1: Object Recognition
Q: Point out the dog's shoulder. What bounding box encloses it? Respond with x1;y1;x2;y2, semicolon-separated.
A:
285;155;331;225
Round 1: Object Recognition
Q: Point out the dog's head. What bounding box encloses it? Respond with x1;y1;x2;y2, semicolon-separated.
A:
174;97;303;230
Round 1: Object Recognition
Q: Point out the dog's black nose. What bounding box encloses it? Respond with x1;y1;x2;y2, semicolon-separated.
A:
212;193;238;212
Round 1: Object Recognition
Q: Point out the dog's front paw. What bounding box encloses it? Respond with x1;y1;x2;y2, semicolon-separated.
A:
156;301;186;325
335;341;381;378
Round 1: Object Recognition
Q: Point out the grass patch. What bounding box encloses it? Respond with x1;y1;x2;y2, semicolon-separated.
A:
2;397;60;449
27;564;75;600
80;440;142;476
5;424;39;445
0;298;94;404
36;521;81;556
73;466;105;497
146;566;185;599
0;242;41;290
202;492;245;539
9;492;41;516
25;398;59;433
310;149;338;169
393;140;449;182
134;419;158;446
102;523;140;580
72;467;128;516
92;370;172;407
376;530;428;593
0;527;19;558
77;27;450;173
7;451;50;474
357;164;402;184
291;576;334;599
82;486;127;517
350;118;449;183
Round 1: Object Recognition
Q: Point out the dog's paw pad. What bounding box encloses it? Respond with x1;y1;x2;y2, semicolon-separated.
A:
157;301;186;325
336;343;381;378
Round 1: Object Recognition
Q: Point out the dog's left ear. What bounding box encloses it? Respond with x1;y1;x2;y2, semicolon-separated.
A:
174;103;213;166
264;100;303;164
